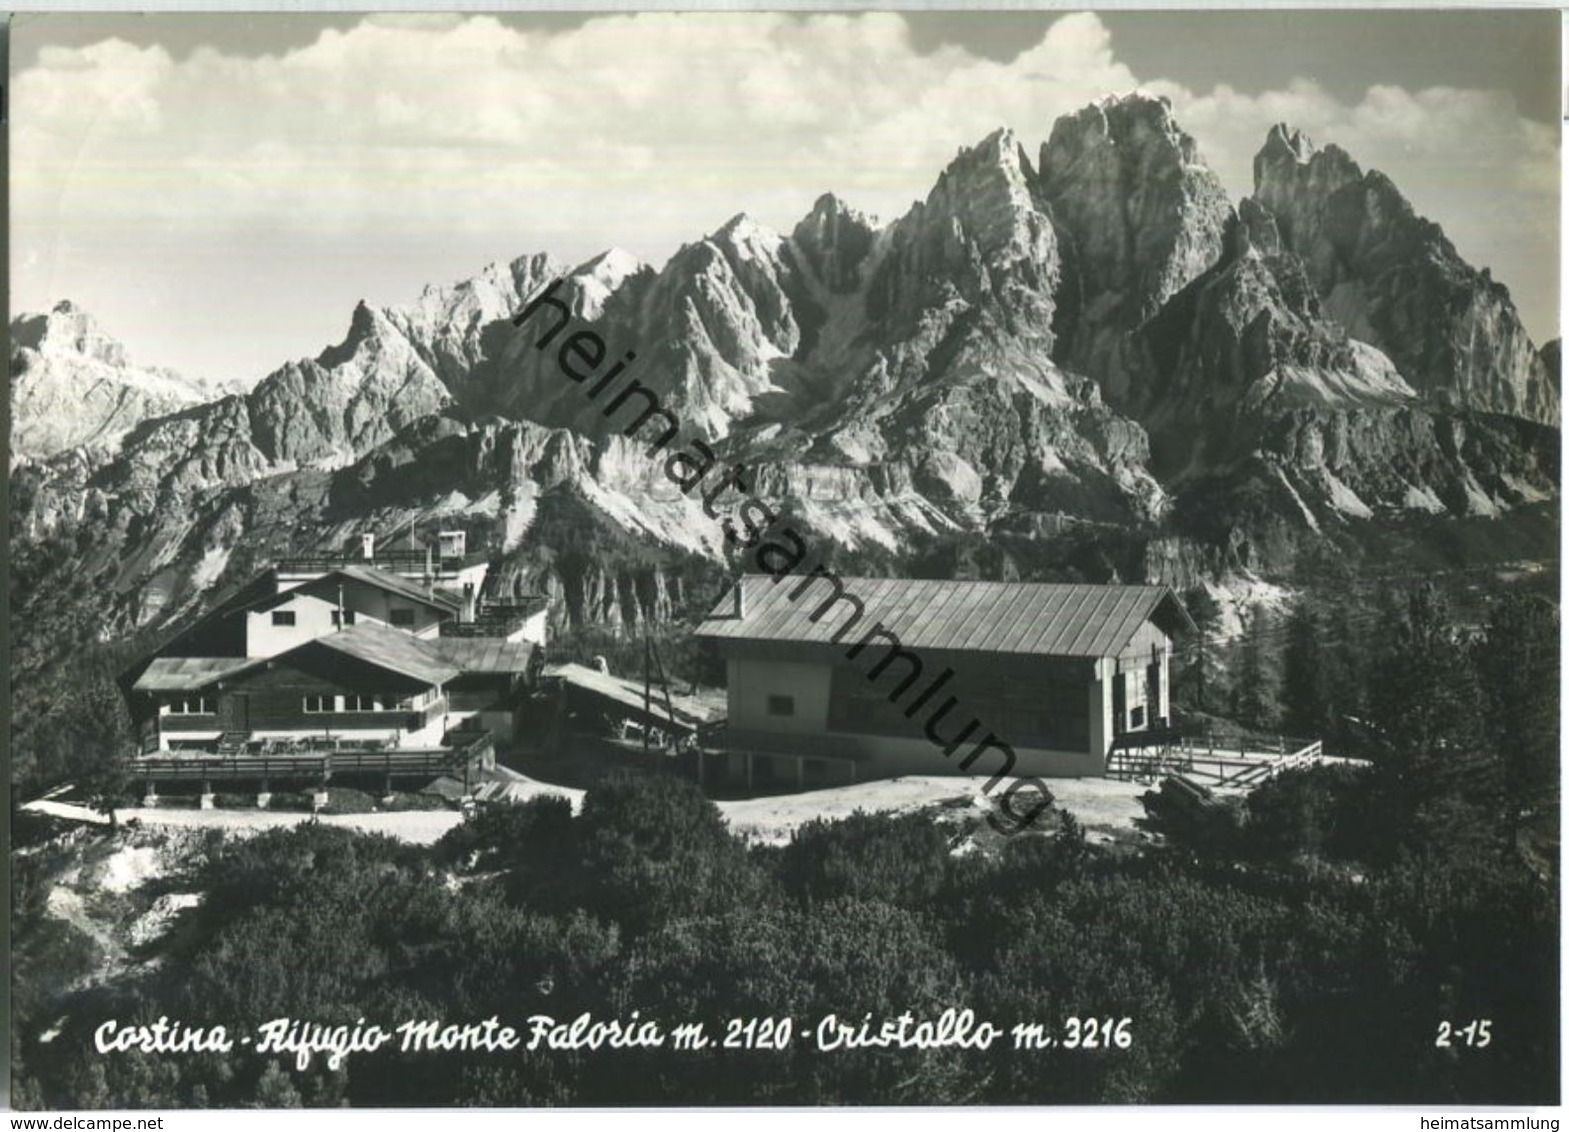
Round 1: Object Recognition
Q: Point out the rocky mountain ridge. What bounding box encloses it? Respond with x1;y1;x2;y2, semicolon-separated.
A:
1254;124;1556;424
10;302;238;461
12;94;1558;647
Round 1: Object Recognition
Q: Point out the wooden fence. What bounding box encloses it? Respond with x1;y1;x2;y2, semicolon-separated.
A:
1106;733;1326;788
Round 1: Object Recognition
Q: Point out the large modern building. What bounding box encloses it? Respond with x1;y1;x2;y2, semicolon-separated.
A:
121;534;548;757
695;574;1192;788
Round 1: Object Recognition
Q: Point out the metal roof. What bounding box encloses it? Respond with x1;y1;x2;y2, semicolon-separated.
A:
432;638;536;674
694;577;1190;658
132;656;263;692
542;663;723;728
131;628;522;693
168;562;461;623
321;565;463;611
309;624;460;685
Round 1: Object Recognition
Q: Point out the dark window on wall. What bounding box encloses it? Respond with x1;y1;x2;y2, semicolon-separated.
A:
332;610;357;627
767;695;796;717
167;696;214;714
389;608;416;627
271;610;296;626
343;694;380;711
303;695;334;713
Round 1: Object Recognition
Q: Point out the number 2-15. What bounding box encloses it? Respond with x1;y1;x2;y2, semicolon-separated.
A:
1436;1020;1492;1048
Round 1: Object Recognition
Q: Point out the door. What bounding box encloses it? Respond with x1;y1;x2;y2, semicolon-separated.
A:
218;692;251;733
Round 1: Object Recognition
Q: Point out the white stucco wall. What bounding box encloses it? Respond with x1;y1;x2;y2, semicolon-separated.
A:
728;658;832;732
244;586;445;657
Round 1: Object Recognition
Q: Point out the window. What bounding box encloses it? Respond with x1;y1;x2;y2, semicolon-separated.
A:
167;696;214;715
331;609;357;627
389;608;416;627
271;610;296;626
343;694;381;712
767;694;795;717
302;695;334;713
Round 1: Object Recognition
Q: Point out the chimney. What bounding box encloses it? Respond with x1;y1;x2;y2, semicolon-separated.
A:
733;576;746;619
361;532;376;561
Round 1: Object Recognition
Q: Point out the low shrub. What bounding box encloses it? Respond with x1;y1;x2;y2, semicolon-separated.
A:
321;788;377;815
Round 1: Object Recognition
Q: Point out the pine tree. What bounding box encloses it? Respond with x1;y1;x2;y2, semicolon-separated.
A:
1232;603;1279;731
83;752;133;831
1371;585;1484;755
1174;587;1226;717
251;1061;303;1108
1281;601;1329;739
1320;590;1373;752
1366;584;1494;853
1472;591;1559;845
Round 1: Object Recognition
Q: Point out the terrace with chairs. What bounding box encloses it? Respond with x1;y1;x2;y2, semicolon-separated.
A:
130;729;495;808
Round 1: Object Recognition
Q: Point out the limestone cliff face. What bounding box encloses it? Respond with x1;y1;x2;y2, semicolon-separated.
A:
791;193;877;295
1257;407;1556;525
381;252;565;400
9;302;231;460
1123;186;1553;531
633;214;806;438
77;299;453;508
1133;199;1414;475
868;128;1061;341
1253;124;1557;424
397;221;802;442
779;126;1164;531
1540;339;1562;406
1036;95;1233;408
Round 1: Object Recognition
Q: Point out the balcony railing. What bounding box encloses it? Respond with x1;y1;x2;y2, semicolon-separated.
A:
438;599;546;639
276;551;481;577
130;731;493;783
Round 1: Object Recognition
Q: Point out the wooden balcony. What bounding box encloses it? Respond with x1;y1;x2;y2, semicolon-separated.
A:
129;731;492;784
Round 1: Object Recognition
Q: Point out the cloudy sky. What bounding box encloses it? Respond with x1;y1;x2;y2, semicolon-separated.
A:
12;10;1560;386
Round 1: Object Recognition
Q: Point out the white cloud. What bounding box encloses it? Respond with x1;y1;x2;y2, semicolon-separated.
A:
11;10;1558;382
12;12;1138;246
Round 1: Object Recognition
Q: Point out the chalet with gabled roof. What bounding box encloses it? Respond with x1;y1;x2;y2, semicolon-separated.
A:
695;575;1193;788
121;539;550;766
